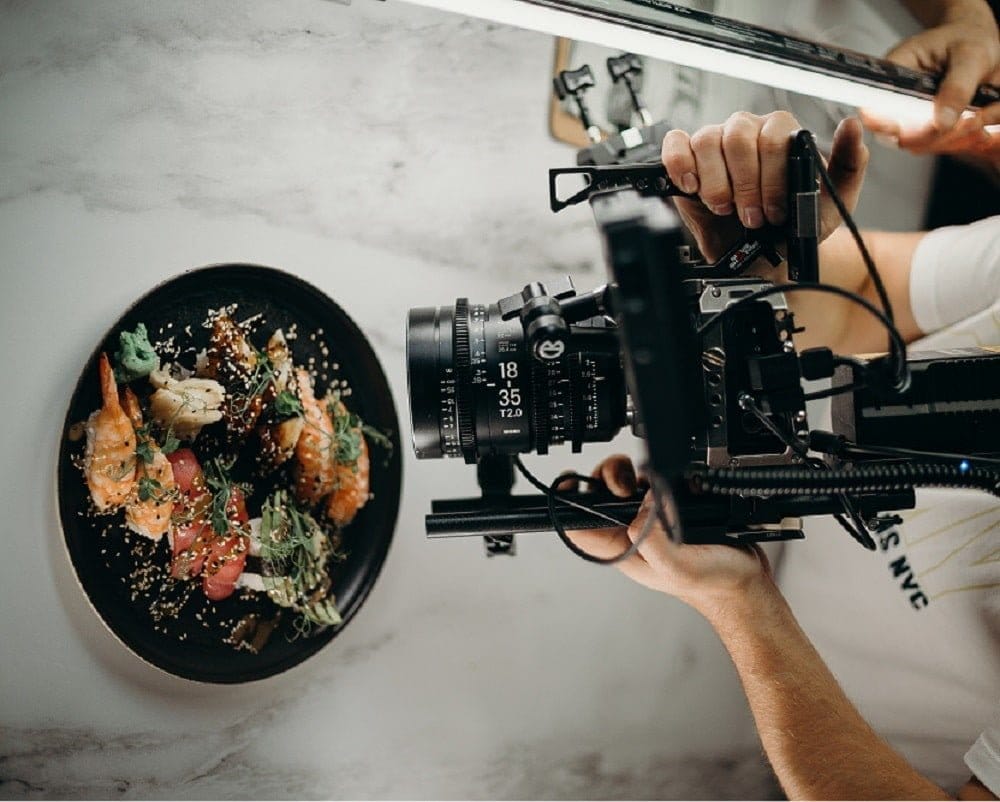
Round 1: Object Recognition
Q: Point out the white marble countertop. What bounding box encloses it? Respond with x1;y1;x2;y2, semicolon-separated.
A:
0;1;785;798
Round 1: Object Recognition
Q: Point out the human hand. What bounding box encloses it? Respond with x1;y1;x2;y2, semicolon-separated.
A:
563;455;773;617
861;0;1000;158
660;112;869;263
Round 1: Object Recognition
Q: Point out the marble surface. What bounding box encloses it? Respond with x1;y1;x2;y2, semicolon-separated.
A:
0;1;781;798
0;1;936;798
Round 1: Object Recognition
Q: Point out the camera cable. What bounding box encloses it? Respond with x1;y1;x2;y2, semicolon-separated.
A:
738;394;876;549
800;132;908;391
513;456;673;565
696;282;906;385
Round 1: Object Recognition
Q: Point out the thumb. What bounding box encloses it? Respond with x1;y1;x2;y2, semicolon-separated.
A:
822;117;869;233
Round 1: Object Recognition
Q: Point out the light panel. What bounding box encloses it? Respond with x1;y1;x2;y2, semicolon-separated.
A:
399;0;942;126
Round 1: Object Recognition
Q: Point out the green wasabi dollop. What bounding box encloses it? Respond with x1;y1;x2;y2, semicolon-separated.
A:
114;323;158;382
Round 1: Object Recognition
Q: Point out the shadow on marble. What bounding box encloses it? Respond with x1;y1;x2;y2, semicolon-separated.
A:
0;724;782;801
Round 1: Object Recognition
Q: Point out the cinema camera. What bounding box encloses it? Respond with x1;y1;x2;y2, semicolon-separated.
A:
406;58;1000;558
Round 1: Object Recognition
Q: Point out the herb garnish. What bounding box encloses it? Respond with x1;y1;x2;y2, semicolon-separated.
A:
325;396;393;468
135;427;156;466
274;390;303;418
135;421;180;465
137;476;166;503
259;490;344;630
204;457;250;536
361;422;392;453
231;348;275;419
160;428;180;455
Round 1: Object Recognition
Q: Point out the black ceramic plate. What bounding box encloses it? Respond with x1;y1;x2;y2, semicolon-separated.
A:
57;264;402;683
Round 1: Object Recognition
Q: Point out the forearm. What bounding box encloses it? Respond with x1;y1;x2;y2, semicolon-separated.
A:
770;227;926;353
900;0;992;28
700;578;949;800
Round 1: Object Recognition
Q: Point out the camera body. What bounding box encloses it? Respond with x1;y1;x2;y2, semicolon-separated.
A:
406;209;804;472
589;188;807;481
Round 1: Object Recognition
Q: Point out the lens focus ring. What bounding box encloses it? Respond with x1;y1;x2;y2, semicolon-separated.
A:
453;299;478;463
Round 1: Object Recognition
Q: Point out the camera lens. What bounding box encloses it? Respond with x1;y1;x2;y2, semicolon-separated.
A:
406;298;626;463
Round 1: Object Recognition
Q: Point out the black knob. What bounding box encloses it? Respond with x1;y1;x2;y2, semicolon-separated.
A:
519;292;569;363
607;53;643;83
554;65;596;98
554;65;602;143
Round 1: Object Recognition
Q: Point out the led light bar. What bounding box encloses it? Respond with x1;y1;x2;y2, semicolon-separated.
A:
397;0;999;127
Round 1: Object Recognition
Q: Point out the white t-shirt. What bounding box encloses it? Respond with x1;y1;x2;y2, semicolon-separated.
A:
777;218;1000;794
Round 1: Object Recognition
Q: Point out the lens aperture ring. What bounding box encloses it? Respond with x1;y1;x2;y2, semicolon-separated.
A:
567;356;583;453
453;298;478;463
530;362;551;455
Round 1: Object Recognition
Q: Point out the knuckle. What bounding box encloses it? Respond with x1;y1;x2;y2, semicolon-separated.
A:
661;130;688;157
730;176;760;196
769;109;798;125
726;110;757;127
721;126;755;154
759;135;787;157
700;186;732;207
690;125;722;152
955;40;992;61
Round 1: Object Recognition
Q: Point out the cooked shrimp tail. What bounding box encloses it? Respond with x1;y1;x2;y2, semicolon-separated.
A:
84;353;138;511
99;351;119;406
121;387;143;429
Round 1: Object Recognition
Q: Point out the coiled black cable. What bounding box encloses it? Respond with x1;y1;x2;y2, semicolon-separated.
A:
691;462;1000;497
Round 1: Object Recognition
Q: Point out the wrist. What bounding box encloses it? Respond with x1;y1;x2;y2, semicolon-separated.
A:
692;571;789;636
921;0;987;25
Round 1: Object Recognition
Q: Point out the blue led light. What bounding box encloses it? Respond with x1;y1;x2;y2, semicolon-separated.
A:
959;460;970;473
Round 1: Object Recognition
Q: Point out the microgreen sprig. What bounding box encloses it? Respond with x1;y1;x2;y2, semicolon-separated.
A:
274;390;303;418
203;456;250;536
136;476;176;504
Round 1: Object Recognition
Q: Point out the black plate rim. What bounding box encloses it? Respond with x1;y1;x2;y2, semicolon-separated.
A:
56;262;402;684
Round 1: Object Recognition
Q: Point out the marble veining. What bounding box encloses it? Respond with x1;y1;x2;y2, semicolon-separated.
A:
0;0;920;798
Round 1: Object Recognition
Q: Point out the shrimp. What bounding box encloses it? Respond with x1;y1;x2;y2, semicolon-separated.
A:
121;388;176;540
325;398;370;528
293;368;336;507
326;435;369;528
84;353;137;511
